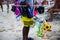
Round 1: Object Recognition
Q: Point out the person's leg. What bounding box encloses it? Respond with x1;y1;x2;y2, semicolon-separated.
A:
7;2;9;13
1;3;3;12
23;26;30;40
49;9;53;21
49;8;60;21
48;9;54;21
7;6;9;13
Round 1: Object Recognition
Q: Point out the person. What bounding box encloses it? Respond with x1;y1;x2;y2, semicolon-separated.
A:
0;0;3;12
13;0;21;21
42;0;48;6
48;0;60;21
20;0;34;40
6;0;10;13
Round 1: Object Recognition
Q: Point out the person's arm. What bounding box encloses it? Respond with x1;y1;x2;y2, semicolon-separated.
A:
34;16;38;19
54;9;60;12
34;14;39;20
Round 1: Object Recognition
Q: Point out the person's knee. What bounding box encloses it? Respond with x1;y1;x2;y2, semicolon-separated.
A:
1;4;3;8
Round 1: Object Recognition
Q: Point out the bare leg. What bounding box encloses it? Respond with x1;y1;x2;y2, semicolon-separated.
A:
48;9;54;22
7;6;9;13
7;0;9;13
50;12;53;21
23;26;30;40
1;4;3;12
